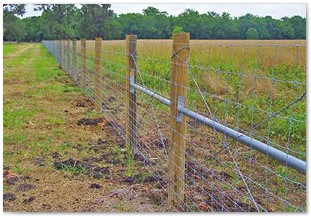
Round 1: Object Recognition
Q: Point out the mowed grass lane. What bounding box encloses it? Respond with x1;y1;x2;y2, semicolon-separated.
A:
3;43;166;212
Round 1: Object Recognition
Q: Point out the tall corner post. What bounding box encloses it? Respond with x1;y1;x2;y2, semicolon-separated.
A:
168;33;190;209
125;35;138;156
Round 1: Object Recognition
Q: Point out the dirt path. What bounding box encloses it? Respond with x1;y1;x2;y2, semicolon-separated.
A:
3;44;168;212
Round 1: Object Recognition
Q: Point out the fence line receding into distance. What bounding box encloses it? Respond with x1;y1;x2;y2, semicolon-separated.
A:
42;35;306;212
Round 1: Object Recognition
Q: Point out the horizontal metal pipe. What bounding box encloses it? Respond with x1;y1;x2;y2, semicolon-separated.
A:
131;83;171;106
131;82;306;174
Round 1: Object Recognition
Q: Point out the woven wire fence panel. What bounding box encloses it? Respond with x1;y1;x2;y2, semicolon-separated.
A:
42;39;306;212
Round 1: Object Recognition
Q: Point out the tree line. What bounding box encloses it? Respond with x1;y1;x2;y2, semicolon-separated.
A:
3;4;306;42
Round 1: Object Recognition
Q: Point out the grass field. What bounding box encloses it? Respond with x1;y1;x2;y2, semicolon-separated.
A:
4;39;306;212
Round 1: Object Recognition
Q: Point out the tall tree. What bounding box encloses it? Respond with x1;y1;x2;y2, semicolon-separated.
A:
34;4;79;39
3;4;26;41
79;4;114;39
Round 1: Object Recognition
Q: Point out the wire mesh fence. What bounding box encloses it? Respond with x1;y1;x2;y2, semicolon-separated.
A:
42;35;306;212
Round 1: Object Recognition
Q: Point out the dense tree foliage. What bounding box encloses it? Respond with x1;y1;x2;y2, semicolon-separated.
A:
3;4;26;41
3;4;306;42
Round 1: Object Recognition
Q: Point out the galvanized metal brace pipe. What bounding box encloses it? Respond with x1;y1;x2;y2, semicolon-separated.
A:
131;82;306;174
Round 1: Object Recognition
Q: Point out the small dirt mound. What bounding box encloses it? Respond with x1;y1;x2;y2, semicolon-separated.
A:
3;193;16;201
90;183;102;189
22;196;35;204
54;158;110;179
124;173;165;184
54;158;84;169
134;153;154;166
52;152;60;159
77;117;106;126
17;183;35;191
152;138;169;149
75;99;94;107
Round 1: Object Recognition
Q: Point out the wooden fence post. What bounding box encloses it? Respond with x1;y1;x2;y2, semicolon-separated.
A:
95;37;104;112
125;35;138;155
72;39;78;83
168;33;190;209
66;39;71;76
62;39;66;69
58;40;62;65
81;39;86;89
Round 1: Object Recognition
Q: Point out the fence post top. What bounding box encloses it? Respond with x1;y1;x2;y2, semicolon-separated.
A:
126;35;137;40
173;33;190;41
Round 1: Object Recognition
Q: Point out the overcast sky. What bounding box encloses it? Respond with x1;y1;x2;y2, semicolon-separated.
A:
23;4;306;19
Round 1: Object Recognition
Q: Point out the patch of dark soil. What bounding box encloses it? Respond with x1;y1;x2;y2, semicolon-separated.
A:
95;138;125;147
86;151;123;165
42;204;52;210
152;138;169;149
106;158;122;165
76;101;85;107
90;145;108;153
143;176;165;183
5;177;19;185
54;158;110;179
32;157;45;166
82;156;102;163
74;144;84;151
16;183;35;191
185;187;258;212
124;173;165;185
96;138;109;145
87;138;115;152
76;99;94;107
155;181;166;189
54;158;85;170
77;117;106;126
52;152;60;159
3;193;16;201
104;121;125;136
186;160;232;181
147;189;167;206
90;183;102;189
92;167;110;179
124;176;136;184
22;196;35;204
107;96;117;102
117;140;126;148
134;153;154;166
